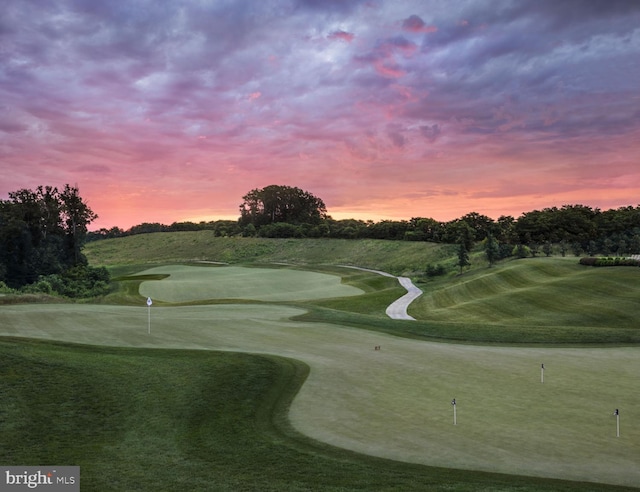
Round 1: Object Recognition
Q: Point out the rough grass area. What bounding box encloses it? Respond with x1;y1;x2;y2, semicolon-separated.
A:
135;264;363;303
0;306;639;487
0;338;634;492
84;233;451;276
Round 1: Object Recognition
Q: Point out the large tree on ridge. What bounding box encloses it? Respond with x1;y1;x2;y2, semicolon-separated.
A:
239;185;328;228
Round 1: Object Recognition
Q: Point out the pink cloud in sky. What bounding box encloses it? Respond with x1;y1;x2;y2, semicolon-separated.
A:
328;30;355;43
1;0;639;230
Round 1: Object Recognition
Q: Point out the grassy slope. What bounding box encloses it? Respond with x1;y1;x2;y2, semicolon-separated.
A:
0;338;633;492
84;232;453;276
412;257;639;327
86;233;640;345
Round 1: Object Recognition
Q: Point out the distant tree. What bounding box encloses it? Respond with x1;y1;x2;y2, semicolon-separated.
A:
327;219;368;239
60;184;98;265
242;223;257;237
407;217;443;241
559;239;568;257
513;244;530;258
630;233;640;254
456;242;470;274
496;215;518;244
618;239;628;257
366;220;409;240
484;233;500;267
459;212;494;241
542;241;553;257
239;185;327;228
571;242;582;256
258;222;302;238
127;222;166;235
447;220;475;252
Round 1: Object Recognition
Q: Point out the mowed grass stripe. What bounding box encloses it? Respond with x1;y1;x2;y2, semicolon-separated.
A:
136;265;364;303
412;258;640;328
1;305;639;487
5;338;627;492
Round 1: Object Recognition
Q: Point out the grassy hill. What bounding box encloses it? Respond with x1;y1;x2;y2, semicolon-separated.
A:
85;233;640;345
412;257;639;328
84;231;455;276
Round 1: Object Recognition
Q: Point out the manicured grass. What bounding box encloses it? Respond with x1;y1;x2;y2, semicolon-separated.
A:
6;235;640;489
86;234;640;344
1;305;639;487
408;257;640;338
0;338;635;491
135;264;364;303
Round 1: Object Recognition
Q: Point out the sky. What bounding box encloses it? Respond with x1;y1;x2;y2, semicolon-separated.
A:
1;0;639;230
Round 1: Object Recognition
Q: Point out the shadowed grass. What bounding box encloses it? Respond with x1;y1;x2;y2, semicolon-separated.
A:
0;338;634;492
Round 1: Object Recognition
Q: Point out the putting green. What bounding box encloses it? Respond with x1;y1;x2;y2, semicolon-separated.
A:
0;303;639;487
137;265;364;302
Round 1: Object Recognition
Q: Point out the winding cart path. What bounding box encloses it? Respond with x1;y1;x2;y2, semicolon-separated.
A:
337;266;422;320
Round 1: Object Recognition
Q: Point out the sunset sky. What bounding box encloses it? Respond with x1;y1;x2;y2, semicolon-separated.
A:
1;0;639;230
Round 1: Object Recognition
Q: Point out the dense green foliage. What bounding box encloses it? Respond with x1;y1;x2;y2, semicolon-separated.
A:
239;184;328;229
0;185;109;296
89;198;640;260
1;339;630;492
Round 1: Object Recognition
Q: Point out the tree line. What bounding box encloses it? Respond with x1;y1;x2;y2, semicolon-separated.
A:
89;185;640;260
0;185;109;296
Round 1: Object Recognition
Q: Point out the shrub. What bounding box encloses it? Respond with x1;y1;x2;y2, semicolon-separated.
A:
21;279;53;295
29;266;112;298
580;257;640;267
513;244;531;258
0;281;14;294
425;264;446;278
258;222;303;238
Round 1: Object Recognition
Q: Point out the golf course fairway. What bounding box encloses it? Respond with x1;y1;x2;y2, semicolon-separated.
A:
0;302;638;487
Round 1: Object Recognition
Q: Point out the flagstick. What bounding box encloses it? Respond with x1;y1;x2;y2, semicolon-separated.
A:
452;399;457;426
541;363;544;383
146;297;152;335
615;409;620;437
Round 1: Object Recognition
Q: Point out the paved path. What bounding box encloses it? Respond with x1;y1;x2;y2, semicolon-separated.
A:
337;266;422;320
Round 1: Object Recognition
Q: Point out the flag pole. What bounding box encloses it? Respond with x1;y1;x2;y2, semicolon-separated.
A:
147;297;152;334
451;398;457;426
614;409;620;437
541;363;544;383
